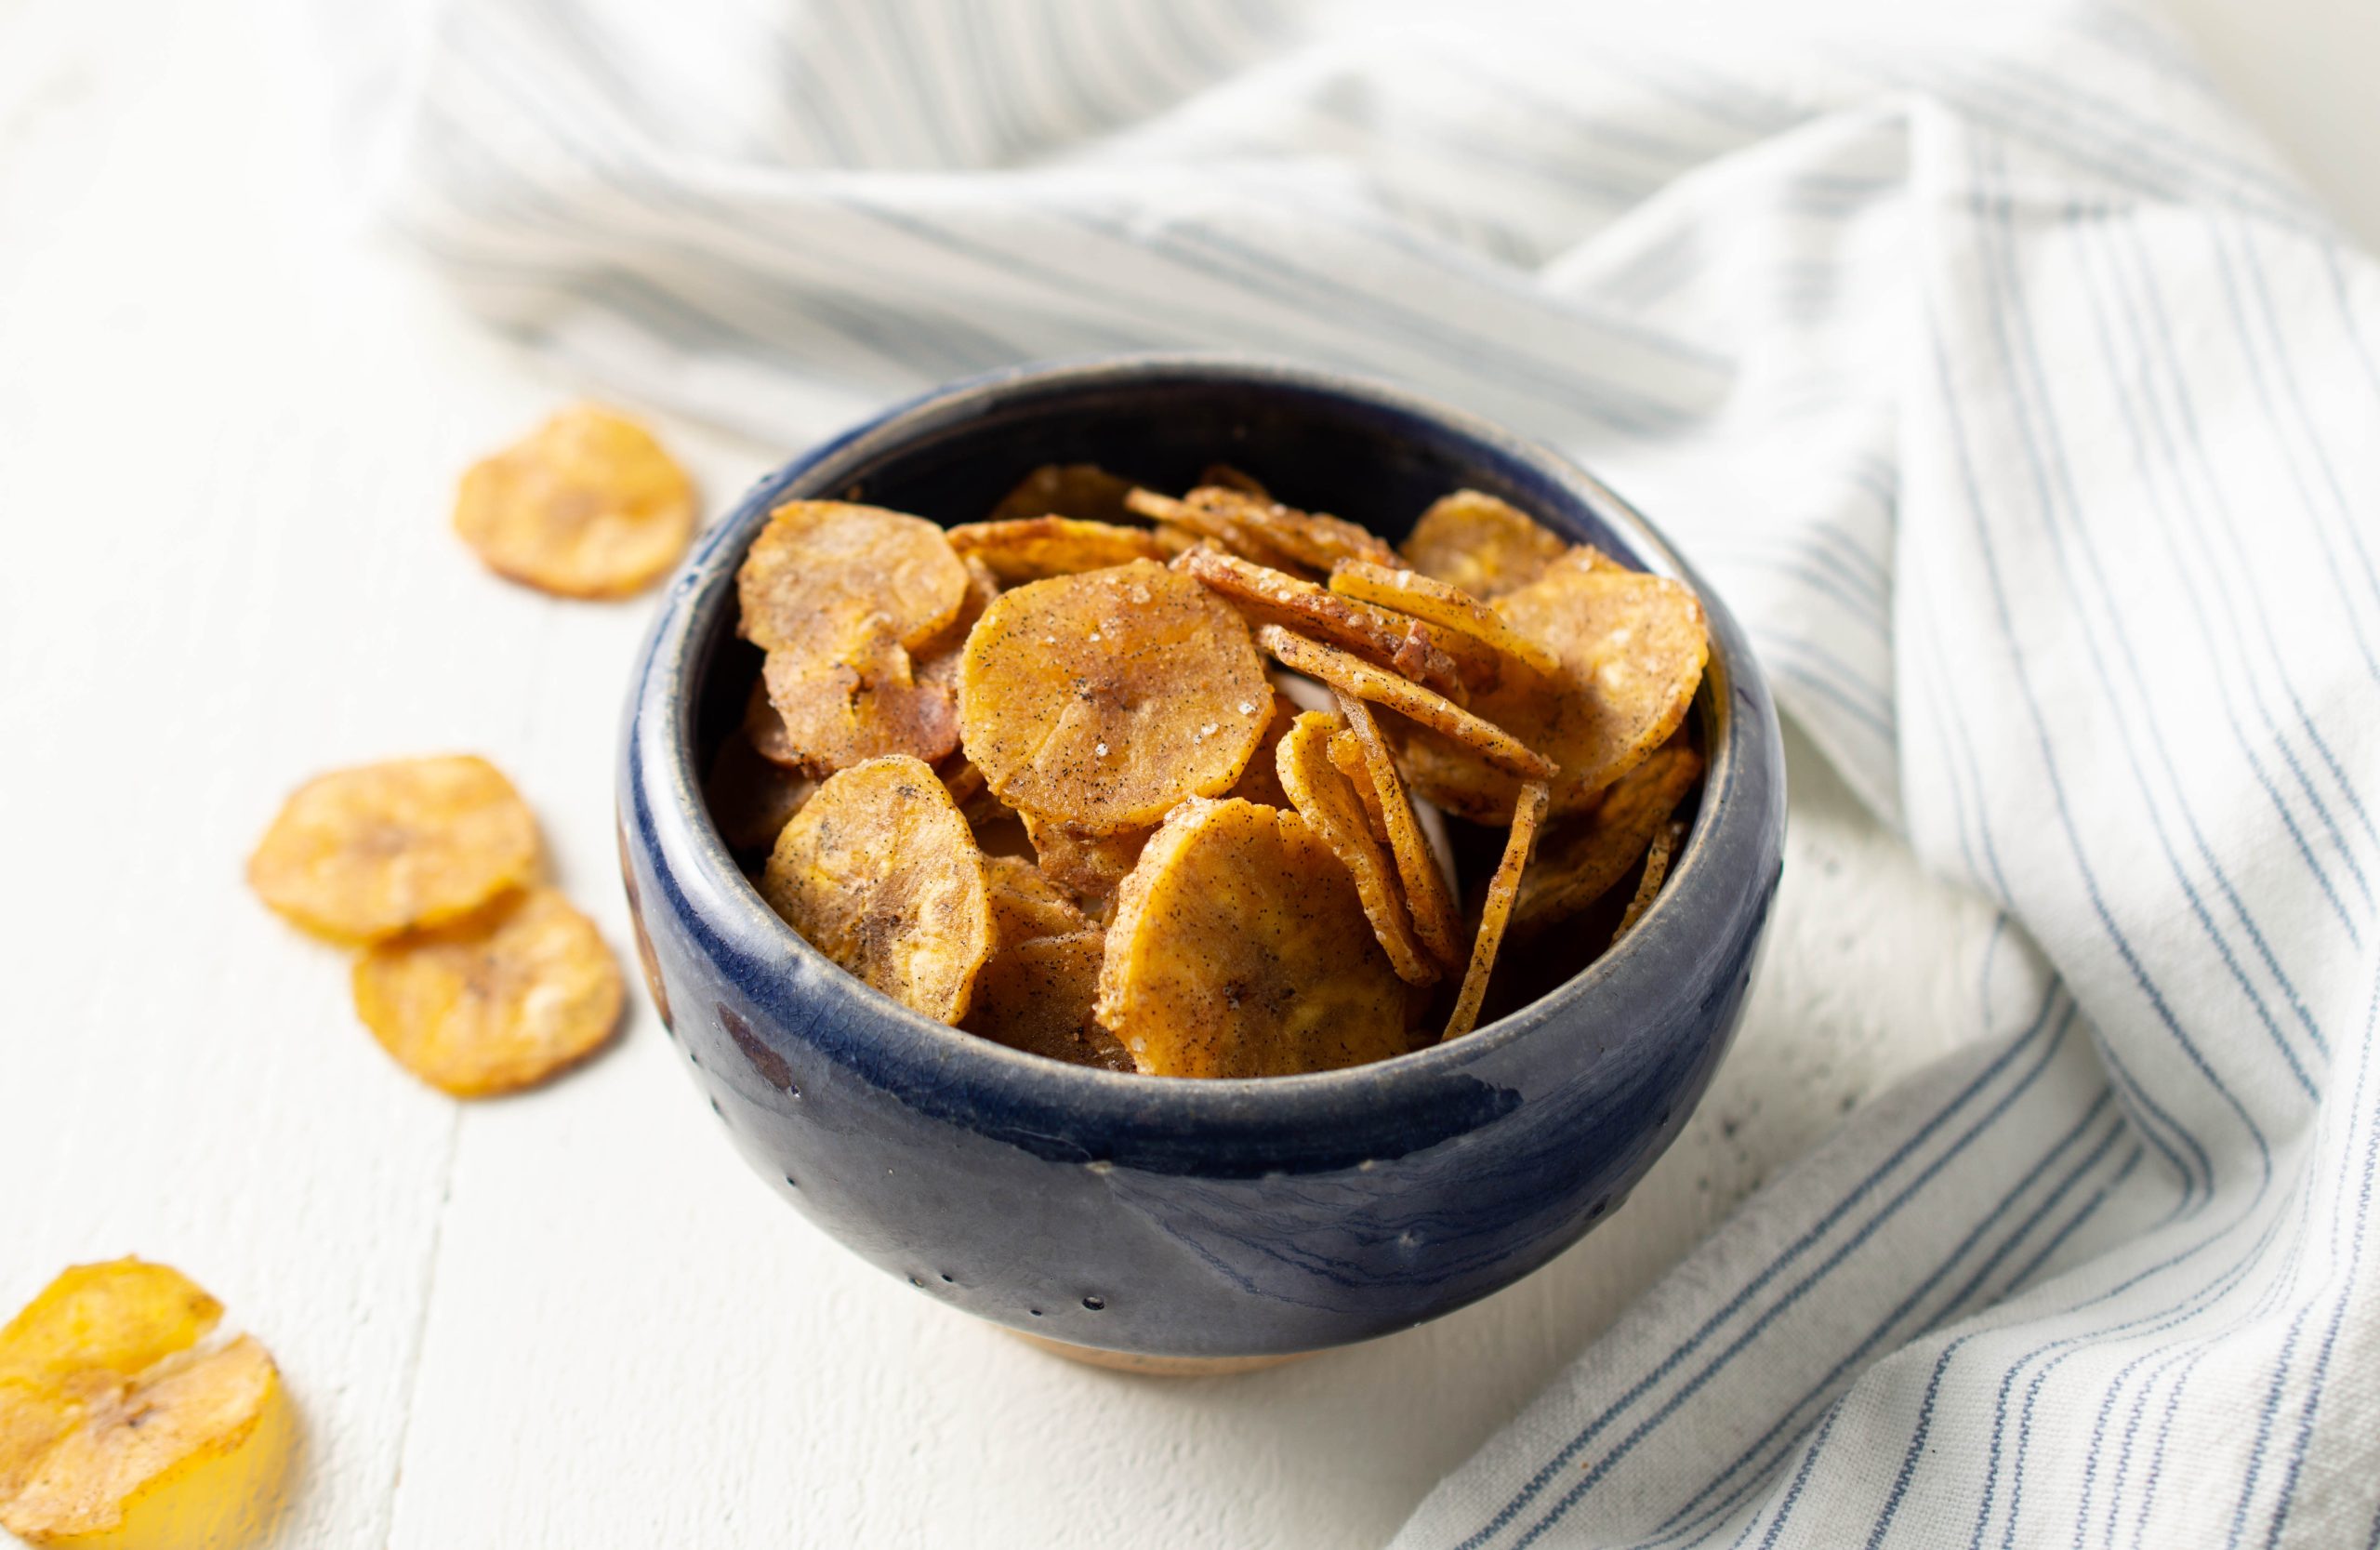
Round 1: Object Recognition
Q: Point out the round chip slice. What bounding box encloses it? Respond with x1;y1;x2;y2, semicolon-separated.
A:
1255;625;1554;781
1095;799;1409;1078
985;854;1096;948
1224;701;1295;807
704;731;818;854
1442;779;1552;1042
737;500;969;654
760;622;960;775
1329;561;1561;677
760;755;993;1024
351;886;624;1097
962;931;1133;1072
1326;728;1389;841
1175;547;1470;701
452;403;697;599
1333;692;1465;971
985;463;1136;526
1022;812;1155;908
946;518;1169;582
1400;557;1706;820
1276;711;1437;986
1400;489;1568;598
1514;743;1704;932
957;561;1273;833
1124;487;1309;574
247;755;540;942
1183;486;1398;573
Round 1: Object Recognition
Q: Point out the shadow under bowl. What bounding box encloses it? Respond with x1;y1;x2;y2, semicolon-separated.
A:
617;354;1785;1365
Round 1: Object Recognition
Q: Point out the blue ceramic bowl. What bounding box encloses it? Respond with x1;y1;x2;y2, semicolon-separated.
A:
617;356;1784;1368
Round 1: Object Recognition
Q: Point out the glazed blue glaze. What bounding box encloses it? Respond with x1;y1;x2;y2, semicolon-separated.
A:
617;356;1785;1361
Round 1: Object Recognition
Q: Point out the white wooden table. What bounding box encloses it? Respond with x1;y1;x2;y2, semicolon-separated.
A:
3;1;2368;1544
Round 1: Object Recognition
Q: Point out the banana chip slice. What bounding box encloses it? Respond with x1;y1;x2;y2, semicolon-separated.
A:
1180;486;1399;574
1255;626;1554;781
957;561;1272;833
1332;693;1465;971
1329;561;1560;677
737;501;970;655
1615;818;1686;939
0;1261;287;1547
1224;701;1295;807
704;731;817;854
453;403;697;599
962;931;1133;1072
1514;743;1704;932
760;621;960;776
247;755;539;943
985;463;1137;525
1276;711;1437;986
1399;489;1568;598
760;755;993;1024
1022;813;1154;909
946;518;1169;582
352;886;625;1097
1401;554;1706;820
1095;799;1409;1078
1443;780;1552;1042
985;854;1096;947
1175;547;1470;700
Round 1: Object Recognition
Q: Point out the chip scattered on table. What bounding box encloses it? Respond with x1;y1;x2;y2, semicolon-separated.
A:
0;1260;288;1547
246;755;538;942
452;403;698;599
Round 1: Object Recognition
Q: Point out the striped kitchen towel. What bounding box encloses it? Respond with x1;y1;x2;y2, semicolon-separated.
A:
324;0;2380;1542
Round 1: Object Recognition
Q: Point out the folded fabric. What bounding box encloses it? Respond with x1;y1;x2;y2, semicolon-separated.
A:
320;0;2380;1542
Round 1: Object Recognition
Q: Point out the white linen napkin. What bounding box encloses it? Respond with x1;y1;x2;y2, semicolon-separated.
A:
321;0;2380;1542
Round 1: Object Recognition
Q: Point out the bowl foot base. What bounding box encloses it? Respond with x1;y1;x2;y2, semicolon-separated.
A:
1008;1329;1313;1377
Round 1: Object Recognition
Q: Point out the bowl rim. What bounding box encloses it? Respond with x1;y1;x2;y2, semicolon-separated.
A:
627;351;1779;1121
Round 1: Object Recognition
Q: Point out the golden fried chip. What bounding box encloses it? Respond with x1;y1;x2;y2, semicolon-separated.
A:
957;561;1272;832
1442;780;1551;1042
961;931;1133;1072
0;1260;287;1547
1615;818;1685;939
1095;799;1409;1078
736;500;969;654
352;886;624;1097
1022;812;1154;908
913;554;1000;667
1175;547;1470;701
705;731;817;853
1181;486;1398;574
1399;558;1706;820
246;755;539;943
1514;744;1704;931
1333;693;1465;970
945;518;1170;582
760;755;992;1023
1400;489;1568;598
985;463;1137;525
1326;728;1389;841
1123;488;1308;574
1329;560;1561;677
1276;712;1436;986
1197;463;1270;497
1255;626;1554;781
760;622;960;776
1224;701;1294;807
452;403;697;599
985;854;1095;948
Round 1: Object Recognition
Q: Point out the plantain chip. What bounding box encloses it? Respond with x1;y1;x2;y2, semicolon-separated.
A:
1123;487;1309;574
1255;625;1554;781
1400;555;1705;820
1276;712;1437;986
1514;742;1703;933
1224;701;1295;808
1174;547;1471;701
1022;812;1154;909
1399;489;1568;598
246;755;539;943
0;1261;287;1548
1327;728;1390;842
1332;693;1465;971
945;518;1169;582
957;561;1272;833
961;931;1133;1072
760;755;992;1024
351;885;624;1097
985;463;1137;526
452;403;697;600
1329;560;1561;677
1442;779;1551;1042
1180;486;1398;574
1095;799;1408;1078
984;854;1095;948
704;730;817;854
1615;817;1686;940
736;500;969;655
760;620;960;776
